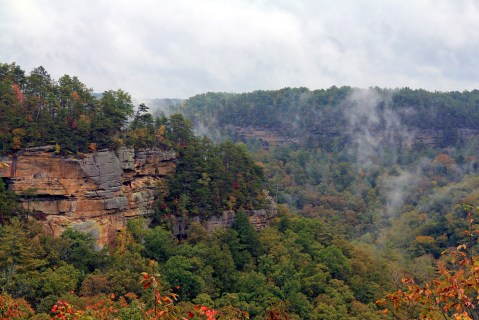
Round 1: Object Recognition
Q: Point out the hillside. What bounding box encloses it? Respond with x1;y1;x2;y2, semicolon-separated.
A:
0;63;399;319
178;87;479;149
176;88;479;251
2;63;479;319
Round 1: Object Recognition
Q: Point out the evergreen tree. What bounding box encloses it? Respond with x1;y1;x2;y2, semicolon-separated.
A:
233;209;262;258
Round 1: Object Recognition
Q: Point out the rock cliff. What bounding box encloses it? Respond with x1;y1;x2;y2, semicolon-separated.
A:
1;145;276;246
1;146;176;246
227;125;479;150
168;203;278;238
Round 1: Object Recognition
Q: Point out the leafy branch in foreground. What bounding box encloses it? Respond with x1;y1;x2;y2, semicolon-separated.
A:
378;206;479;320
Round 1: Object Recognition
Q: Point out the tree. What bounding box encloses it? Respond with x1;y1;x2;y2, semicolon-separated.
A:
143;226;176;263
93;89;134;148
164;113;194;147
0;219;45;291
38;264;81;297
379;210;479;320
317;245;351;280
132;103;154;130
233;209;262;258
219;228;252;270
0;179;21;223
0;293;35;319
127;103;155;148
60;229;108;273
163;255;204;300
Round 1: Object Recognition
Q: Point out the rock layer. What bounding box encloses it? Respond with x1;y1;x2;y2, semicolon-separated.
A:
1;146;276;246
2;146;176;246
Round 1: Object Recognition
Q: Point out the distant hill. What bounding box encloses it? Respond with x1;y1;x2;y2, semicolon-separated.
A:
175;87;479;151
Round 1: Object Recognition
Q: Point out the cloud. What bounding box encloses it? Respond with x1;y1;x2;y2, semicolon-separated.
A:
1;0;479;99
342;88;415;171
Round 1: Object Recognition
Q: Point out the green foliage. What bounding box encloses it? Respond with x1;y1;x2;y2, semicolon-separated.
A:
0;63;170;153
317;245;352;280
162;255;204;300
60;229;108;273
0;179;22;223
143;226;176;263
233;209;262;258
0;203;392;319
0;218;45;291
219;228;252;271
100;268;143;296
175;86;479;257
181;87;479;152
165;137;266;223
164;113;194;147
38;264;81;297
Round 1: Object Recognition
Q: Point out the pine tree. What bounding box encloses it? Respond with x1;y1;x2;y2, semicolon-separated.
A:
233;209;263;258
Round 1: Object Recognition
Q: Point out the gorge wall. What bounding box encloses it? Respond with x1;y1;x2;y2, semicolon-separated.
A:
0;146;277;246
1;146;176;246
227;126;479;150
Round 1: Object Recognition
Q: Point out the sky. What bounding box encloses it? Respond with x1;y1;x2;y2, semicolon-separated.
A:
1;0;479;99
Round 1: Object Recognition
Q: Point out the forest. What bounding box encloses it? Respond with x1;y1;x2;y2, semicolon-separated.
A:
2;63;479;319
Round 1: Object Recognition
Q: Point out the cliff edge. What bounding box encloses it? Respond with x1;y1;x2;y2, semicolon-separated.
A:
0;145;277;246
1;146;176;246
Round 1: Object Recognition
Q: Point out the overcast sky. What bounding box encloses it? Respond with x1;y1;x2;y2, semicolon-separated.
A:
1;0;479;99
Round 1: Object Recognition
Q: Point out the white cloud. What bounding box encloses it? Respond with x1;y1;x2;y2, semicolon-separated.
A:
1;0;478;99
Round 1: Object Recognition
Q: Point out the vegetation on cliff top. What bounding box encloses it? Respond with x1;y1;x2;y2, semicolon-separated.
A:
0;62;266;223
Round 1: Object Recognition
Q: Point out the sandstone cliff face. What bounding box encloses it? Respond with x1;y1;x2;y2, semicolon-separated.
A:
2;146;176;246
1;145;276;246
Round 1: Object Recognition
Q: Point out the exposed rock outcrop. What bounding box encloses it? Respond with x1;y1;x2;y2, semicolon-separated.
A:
1;146;176;246
225;125;300;149
224;123;479;150
1;146;276;246
169;194;278;237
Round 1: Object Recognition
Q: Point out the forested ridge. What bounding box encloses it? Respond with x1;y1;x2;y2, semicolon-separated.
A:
2;62;479;319
178;87;479;249
179;87;479;150
177;87;479;318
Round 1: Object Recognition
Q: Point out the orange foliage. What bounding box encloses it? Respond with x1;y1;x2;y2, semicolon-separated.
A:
156;125;166;142
12;136;21;150
79;114;90;123
0;294;35;319
12;128;26;137
11;83;24;103
71;91;81;102
414;235;436;244
111;137;124;149
50;297;122;320
379;210;479;320
255;161;266;169
88;143;97;153
434;153;456;168
66;116;78;129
